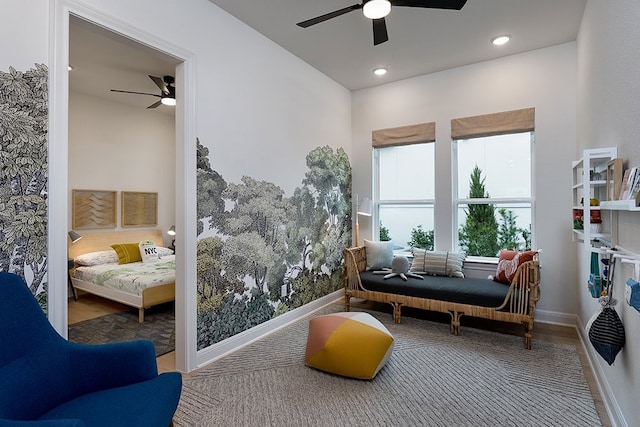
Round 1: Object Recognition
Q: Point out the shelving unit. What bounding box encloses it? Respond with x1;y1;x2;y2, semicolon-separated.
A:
572;147;618;251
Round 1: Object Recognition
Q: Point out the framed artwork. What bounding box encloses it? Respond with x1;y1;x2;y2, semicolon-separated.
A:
72;189;117;229
121;191;158;227
606;158;623;201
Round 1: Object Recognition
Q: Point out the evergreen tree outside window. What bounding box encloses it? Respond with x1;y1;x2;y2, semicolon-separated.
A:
454;132;534;257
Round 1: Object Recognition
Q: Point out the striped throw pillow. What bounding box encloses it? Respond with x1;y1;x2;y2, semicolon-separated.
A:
409;249;465;278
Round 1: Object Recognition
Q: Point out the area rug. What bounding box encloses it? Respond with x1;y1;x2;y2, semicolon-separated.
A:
174;305;602;427
68;303;175;357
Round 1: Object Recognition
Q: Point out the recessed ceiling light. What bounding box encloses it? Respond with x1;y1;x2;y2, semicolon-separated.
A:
491;34;511;46
373;68;387;76
68;65;74;71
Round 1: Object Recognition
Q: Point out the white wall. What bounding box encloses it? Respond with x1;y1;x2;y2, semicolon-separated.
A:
1;0;48;70
68;91;176;246
352;43;578;317
577;0;640;424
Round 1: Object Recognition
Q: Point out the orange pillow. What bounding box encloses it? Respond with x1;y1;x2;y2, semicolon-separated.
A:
494;249;537;284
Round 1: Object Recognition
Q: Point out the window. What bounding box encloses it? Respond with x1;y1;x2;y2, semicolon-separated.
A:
372;122;435;251
375;143;435;250
454;131;534;257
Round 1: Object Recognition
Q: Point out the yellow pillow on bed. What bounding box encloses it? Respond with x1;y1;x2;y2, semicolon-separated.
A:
111;243;142;264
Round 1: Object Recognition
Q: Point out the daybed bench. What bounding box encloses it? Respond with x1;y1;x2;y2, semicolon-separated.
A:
343;246;541;349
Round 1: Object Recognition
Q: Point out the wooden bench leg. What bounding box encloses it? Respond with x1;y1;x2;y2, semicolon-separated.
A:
449;311;462;335
390;302;402;323
522;320;533;350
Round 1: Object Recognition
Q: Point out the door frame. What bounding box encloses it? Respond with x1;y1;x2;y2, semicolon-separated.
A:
49;0;198;372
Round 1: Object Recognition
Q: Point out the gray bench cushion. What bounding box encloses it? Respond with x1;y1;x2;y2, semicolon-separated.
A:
359;271;509;308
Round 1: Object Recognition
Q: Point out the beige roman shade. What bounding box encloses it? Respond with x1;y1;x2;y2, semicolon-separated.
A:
372;122;435;148
451;108;535;140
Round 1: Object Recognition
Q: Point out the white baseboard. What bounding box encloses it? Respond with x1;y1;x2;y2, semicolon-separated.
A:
536;309;626;427
195;290;342;369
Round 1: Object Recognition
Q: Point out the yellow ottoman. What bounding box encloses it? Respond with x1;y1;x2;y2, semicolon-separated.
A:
305;312;394;379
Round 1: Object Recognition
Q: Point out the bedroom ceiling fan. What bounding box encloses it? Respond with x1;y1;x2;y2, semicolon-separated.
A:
296;0;468;46
110;75;176;109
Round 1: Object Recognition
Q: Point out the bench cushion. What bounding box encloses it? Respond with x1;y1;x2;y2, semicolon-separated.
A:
359;271;509;307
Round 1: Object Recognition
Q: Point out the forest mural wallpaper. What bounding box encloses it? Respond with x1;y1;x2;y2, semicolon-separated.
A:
196;139;352;349
0;64;49;310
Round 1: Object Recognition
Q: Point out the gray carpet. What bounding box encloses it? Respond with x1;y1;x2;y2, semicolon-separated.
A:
68;303;175;357
175;306;602;427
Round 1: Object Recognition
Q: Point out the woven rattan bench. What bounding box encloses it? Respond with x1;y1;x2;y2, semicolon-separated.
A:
343;246;541;349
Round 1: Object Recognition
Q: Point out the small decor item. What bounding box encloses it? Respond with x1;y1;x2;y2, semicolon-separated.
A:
588;295;625;365
625;277;640;313
373;255;424;281
606;158;623;201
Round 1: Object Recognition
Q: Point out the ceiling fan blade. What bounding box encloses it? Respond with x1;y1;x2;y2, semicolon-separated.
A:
391;0;467;10
372;18;389;46
111;89;161;97
297;4;363;28
149;75;170;95
147;100;163;109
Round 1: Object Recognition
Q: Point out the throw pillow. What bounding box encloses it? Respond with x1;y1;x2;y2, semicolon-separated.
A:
493;249;538;284
139;240;161;263
364;239;394;270
111;243;143;264
410;249;465;278
74;250;119;266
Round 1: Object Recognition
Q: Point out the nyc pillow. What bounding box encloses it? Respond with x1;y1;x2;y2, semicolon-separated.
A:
111;243;143;264
364;239;394;270
139;240;161;263
493;249;538;284
410;249;465;278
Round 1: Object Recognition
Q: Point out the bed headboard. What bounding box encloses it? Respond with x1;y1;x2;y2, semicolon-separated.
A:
67;229;164;259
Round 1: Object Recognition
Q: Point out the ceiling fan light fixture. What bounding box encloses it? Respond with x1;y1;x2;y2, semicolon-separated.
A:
373;67;388;76
491;34;511;46
161;96;176;106
363;0;391;20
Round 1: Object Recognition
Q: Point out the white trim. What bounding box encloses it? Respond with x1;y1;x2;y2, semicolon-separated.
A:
196;291;342;369
576;314;628;427
50;0;197;372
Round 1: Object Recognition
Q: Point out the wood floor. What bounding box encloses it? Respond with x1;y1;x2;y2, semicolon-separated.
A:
68;295;611;426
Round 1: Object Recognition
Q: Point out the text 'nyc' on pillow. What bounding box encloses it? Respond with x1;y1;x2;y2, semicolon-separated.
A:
364;239;394;270
139;240;161;263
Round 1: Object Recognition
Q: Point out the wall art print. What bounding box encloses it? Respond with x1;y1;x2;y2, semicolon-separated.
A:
0;64;49;310
196;138;352;350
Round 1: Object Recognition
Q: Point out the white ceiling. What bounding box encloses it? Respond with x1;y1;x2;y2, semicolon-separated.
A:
208;0;587;91
69;0;587;110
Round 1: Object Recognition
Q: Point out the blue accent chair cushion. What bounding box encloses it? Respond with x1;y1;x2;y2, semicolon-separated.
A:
0;272;182;426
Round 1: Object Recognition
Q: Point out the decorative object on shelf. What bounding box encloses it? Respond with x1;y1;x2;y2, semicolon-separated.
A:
572;209;583;230
606;158;623;201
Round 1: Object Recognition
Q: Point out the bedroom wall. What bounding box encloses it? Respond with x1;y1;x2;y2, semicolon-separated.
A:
576;0;640;424
68;91;176;246
352;43;578;319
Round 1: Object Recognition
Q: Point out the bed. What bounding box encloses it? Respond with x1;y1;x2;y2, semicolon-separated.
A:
68;229;175;322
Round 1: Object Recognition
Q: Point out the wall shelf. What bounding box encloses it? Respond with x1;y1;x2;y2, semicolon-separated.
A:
600;200;640;211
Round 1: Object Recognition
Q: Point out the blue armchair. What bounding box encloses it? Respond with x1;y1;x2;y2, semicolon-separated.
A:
0;272;182;426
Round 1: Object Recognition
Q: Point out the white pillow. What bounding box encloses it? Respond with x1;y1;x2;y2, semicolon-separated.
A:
156;246;175;257
139;240;161;263
364;239;394;270
410;249;465;278
74;250;119;266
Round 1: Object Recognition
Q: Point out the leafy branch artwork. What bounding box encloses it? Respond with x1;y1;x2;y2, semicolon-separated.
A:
0;64;49;305
196;139;352;349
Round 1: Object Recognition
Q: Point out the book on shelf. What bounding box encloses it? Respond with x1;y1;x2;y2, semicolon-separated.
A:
629;175;640;204
619;167;638;200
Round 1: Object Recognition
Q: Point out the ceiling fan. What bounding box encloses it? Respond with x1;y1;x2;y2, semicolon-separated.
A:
296;0;468;46
110;75;176;109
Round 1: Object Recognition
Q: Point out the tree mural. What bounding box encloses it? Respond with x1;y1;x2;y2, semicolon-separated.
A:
196;140;352;349
0;64;48;306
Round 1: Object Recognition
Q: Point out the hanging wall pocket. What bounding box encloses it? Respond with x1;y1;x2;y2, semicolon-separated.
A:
625;278;640;313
